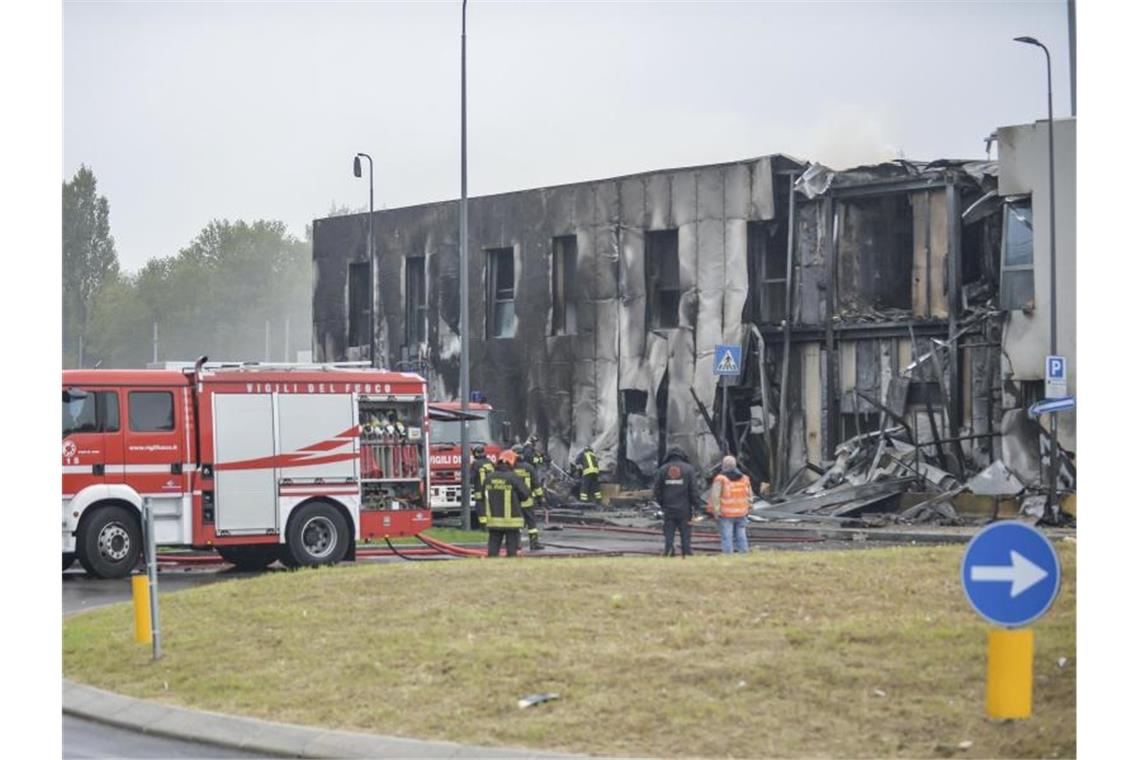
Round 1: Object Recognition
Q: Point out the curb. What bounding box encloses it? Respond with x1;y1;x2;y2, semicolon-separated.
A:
63;679;580;758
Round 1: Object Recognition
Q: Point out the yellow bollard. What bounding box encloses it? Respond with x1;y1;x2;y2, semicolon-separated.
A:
986;628;1033;718
132;574;152;644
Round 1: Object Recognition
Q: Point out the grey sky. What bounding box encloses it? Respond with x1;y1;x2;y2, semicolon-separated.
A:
64;0;1072;273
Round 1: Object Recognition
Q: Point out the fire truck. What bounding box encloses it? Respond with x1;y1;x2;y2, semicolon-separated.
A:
426;400;508;514
62;360;432;579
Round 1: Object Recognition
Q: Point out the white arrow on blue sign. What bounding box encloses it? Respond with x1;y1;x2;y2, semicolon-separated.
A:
1029;396;1075;418
960;522;1061;627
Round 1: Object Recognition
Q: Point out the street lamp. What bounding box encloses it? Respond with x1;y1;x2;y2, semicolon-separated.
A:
353;152;376;368
459;0;472;531
1014;36;1061;523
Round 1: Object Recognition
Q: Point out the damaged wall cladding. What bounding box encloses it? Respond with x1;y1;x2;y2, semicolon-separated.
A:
312;156;803;477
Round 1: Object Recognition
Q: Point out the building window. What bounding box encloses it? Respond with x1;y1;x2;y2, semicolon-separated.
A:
747;221;787;323
1000;200;1034;311
348;261;371;347
646;229;680;329
486;247;517;338
551;235;578;335
405;256;426;345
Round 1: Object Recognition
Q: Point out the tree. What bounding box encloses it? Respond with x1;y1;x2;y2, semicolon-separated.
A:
63;166;120;367
84;218;312;367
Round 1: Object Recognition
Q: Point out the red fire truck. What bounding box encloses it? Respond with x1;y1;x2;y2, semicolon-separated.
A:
426;401;507;514
62;360;432;579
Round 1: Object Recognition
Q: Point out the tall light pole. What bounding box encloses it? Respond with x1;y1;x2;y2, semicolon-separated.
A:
459;0;472;531
1014;36;1060;523
354;153;376;367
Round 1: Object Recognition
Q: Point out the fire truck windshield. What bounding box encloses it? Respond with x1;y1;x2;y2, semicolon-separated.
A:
432;416;492;445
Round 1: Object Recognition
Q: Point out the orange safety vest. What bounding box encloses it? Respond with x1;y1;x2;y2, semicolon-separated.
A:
713;473;752;518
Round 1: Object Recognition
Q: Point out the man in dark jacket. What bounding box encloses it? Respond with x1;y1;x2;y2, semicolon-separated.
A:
652;446;702;557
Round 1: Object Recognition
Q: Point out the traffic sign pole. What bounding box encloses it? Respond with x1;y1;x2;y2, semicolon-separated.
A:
961;522;1060;720
986;629;1034;719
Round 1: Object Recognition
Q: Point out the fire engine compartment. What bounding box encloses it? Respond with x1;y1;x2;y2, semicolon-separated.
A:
358;395;427;512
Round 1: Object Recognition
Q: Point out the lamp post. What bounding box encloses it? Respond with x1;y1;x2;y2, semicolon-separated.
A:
459;0;472;531
1014;36;1060;523
353;153;376;368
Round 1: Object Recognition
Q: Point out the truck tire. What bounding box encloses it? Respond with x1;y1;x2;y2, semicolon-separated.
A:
284;502;349;568
63;552;76;571
77;505;141;579
216;545;279;571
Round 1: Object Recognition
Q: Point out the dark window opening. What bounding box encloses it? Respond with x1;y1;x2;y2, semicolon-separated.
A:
486;247;516;338
646;229;680;329
1020;379;1045;409
1000;200;1034;311
129;391;174;432
348;261;371;347
551;235;578;335
405;257;426;345
746;220;789;323
840;412;881;443
622;389;648;416
836;194;914;311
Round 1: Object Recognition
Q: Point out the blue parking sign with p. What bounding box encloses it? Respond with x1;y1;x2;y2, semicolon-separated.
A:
1047;356;1065;380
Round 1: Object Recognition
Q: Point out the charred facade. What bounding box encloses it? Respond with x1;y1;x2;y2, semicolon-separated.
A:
312;132;1073;492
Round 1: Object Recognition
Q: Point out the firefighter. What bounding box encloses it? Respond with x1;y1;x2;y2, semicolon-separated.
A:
521;434;546;470
469;444;494;530
483;449;530;557
652;446;702;557
511;444;545;551
574;445;602;506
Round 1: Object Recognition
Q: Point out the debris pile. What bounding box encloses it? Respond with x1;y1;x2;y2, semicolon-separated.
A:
749;415;1075;526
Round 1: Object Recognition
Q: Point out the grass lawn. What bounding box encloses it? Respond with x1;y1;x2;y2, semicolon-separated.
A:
63;542;1076;758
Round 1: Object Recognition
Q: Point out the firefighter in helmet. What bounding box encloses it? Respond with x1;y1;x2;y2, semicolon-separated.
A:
510;444;545;550
574;445;602;506
469;443;494;530
482;449;530;557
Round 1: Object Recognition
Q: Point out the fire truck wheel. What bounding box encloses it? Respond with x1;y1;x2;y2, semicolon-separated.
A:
285;502;349;568
77;505;142;579
215;545;279;571
63;553;76;571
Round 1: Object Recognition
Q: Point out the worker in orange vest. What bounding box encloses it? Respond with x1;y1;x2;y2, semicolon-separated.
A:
708;455;753;554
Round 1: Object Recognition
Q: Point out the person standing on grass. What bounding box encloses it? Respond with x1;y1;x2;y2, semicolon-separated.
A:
708;455;753;554
482;449;531;558
652;446;702;557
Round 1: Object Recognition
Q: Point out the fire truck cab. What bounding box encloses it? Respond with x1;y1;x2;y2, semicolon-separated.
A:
62;362;432;578
426;401;507;514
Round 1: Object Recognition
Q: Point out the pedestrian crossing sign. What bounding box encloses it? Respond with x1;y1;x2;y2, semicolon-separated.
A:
714;344;742;376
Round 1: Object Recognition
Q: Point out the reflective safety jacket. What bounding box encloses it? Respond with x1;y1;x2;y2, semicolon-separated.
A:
710;471;753;518
577;449;600;476
522;443;546;469
511;460;543;508
483;468;530;529
470;455;495;502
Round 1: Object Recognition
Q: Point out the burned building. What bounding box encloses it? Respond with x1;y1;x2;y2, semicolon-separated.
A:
312;128;1074;494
